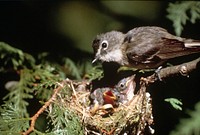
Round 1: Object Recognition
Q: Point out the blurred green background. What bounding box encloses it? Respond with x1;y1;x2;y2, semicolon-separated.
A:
1;1;199;60
0;1;200;135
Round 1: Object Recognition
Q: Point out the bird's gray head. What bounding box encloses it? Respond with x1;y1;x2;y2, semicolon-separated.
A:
115;75;135;93
92;31;125;64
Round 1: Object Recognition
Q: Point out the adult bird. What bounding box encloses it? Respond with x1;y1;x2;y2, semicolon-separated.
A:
92;26;200;69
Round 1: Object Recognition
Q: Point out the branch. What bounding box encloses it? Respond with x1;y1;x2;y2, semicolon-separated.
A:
144;57;200;83
22;82;64;135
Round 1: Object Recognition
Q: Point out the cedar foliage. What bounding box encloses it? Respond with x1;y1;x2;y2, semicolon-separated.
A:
0;42;101;134
167;2;200;135
0;1;200;135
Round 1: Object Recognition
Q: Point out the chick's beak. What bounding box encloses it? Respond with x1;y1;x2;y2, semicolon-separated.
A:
125;75;135;87
126;75;136;89
103;90;117;105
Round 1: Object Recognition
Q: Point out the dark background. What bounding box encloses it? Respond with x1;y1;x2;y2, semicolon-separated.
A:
0;1;200;135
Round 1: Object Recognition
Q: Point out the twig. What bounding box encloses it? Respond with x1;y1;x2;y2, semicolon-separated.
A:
70;80;78;99
22;82;64;135
145;57;200;83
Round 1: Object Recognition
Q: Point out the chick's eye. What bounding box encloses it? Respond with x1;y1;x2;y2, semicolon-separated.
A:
101;40;108;49
119;83;125;89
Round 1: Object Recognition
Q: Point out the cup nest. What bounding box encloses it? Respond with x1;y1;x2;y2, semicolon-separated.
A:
67;81;154;135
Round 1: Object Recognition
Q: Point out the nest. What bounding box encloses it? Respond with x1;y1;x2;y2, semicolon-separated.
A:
67;80;154;135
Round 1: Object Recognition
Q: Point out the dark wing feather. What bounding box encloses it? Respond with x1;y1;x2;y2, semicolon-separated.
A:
126;47;160;64
125;27;166;65
123;26;200;69
125;26;200;63
157;38;200;59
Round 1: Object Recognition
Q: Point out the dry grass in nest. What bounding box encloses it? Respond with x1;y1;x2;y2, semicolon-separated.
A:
67;81;154;135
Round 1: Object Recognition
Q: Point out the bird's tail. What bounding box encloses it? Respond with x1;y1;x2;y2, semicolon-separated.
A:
159;38;200;60
184;39;200;48
182;39;200;56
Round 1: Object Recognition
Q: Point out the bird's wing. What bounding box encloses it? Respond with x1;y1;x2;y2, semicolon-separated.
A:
124;26;200;69
125;32;200;63
156;38;200;59
126;45;161;64
123;27;166;64
124;27;163;64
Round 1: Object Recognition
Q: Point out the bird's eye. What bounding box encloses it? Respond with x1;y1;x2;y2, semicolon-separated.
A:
101;40;108;49
119;83;125;89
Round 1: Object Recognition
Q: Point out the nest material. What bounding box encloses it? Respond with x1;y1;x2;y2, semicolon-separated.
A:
68;81;154;135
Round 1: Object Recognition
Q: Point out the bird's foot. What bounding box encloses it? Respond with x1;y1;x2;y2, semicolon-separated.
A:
155;66;163;81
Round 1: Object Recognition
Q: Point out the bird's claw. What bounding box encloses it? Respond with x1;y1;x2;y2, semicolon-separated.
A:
155;66;162;81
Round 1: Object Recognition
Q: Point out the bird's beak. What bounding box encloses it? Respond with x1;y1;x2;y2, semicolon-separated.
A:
121;75;136;95
92;55;99;64
126;75;136;86
103;90;117;100
92;58;97;64
103;90;117;106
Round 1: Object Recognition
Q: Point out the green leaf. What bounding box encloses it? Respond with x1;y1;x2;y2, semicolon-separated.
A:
167;1;200;36
118;66;138;72
63;58;82;80
165;98;183;111
0;42;35;70
0;103;30;134
170;102;200;135
84;65;103;81
46;90;84;135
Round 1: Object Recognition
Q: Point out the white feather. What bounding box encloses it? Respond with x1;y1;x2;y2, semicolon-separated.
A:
185;42;200;48
99;49;124;64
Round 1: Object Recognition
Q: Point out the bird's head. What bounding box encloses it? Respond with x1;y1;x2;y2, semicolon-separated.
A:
115;75;136;102
92;31;125;64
